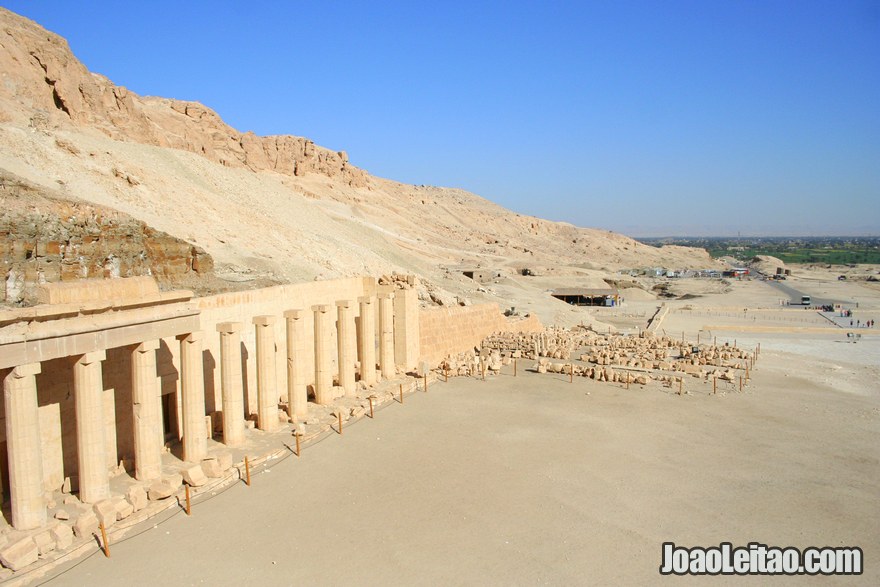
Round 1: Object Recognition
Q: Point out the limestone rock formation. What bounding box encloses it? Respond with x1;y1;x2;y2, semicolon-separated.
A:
0;8;366;188
0;171;219;304
0;7;718;312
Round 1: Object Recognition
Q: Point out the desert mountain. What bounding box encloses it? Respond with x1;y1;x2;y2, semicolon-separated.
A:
0;8;715;318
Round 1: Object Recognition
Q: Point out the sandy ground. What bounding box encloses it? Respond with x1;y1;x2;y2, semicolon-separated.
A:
38;350;879;585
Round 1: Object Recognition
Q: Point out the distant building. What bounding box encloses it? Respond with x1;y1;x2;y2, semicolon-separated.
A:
551;288;620;306
461;268;501;283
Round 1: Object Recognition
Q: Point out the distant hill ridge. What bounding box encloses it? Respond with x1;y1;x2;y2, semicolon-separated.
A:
0;8;366;187
0;7;715;309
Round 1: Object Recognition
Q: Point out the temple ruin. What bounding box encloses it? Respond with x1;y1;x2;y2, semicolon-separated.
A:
0;274;541;571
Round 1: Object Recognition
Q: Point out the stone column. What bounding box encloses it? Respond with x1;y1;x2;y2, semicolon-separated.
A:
131;340;162;481
253;316;279;432
284;310;308;421
357;296;377;385
393;288;421;372
378;292;395;379
179;332;207;462
312;304;332;405
74;350;109;504
217;322;245;446
4;363;46;530
336;300;356;396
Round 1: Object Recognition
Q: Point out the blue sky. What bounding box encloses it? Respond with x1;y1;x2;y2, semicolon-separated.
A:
4;1;879;236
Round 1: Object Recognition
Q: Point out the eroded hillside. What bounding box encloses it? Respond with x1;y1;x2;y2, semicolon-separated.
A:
0;7;716;315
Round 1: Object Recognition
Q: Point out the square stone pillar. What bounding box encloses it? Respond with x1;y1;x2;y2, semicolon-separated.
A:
253;316;279;432
335;300;356;396
4;363;46;530
217;322;245;446
393;288;421;372
284;310;309;421
312;305;332;405
178;332;207;462
131;340;162;481
378;292;395;379
357;296;377;385
74;350;110;504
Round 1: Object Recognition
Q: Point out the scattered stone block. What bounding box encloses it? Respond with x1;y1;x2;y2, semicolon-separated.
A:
50;524;74;550
113;497;134;520
73;512;99;538
33;530;56;556
181;464;208;487
126;486;148;512
201;458;223;479
54;510;70;521
93;499;117;529
0;537;38;571
148;479;178;501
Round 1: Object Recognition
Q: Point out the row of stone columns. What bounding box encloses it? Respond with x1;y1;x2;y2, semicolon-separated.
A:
2;332;205;530
212;294;395;444
2;289;415;531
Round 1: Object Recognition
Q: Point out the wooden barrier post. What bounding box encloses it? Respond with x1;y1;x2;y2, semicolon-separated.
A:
678;378;683;395
424;374;428;392
697;333;700;344
739;376;743;392
368;396;374;418
244;456;251;486
481;359;486;381
399;383;403;404
338;411;343;434
295;431;302;456
444;367;448;382
514;358;517;377
713;377;717;394
746;366;750;381
185;485;192;516
626;374;630;389
99;522;110;557
569;364;573;383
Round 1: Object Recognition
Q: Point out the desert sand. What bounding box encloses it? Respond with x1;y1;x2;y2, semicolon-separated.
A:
34;277;879;586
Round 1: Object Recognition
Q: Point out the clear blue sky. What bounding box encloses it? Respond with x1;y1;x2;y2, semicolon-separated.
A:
4;1;879;236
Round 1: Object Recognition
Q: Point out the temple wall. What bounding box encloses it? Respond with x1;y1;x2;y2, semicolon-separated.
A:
418;303;543;365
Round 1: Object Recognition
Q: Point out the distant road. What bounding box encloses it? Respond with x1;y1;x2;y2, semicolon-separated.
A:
760;277;844;307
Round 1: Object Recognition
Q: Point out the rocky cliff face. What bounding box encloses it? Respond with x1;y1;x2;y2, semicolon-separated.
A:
0;171;216;304
0;8;367;187
0;8;717;315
